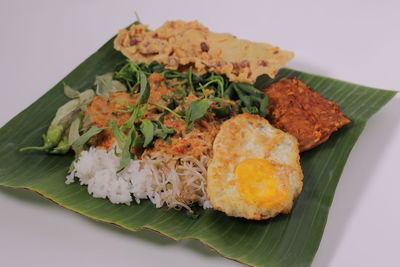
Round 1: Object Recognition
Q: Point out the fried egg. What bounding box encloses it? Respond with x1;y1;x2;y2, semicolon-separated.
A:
207;113;303;220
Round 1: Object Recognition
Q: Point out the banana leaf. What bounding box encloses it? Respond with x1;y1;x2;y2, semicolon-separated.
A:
0;35;396;267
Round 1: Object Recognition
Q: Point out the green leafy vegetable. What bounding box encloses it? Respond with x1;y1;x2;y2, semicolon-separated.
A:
153;121;175;139
162;69;186;80
148;102;182;119
114;61;267;121
225;83;268;117
188;99;212;121
188;66;194;92
138;72;150;104
183;99;212;132
212;100;233;118
198;73;226;97
140;119;154;147
131;135;144;151
184;99;212;127
118;127;136;172
115;103;155;171
110;119;125;148
148;61;164;73
123;104;148;130
114;61;141;90
71;125;105;152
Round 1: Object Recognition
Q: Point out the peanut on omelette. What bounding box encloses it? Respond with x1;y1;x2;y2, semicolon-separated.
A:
114;20;293;84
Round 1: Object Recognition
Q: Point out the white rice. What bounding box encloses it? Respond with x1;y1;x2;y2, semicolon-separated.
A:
66;147;211;210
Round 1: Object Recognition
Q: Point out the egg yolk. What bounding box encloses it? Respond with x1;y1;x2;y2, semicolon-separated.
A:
235;158;289;208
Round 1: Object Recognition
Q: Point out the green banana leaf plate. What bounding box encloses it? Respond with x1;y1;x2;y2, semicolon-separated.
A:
0;34;396;267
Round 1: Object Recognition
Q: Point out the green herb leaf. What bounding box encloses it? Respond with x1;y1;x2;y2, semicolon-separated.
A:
149;102;182;119
123;104;148;130
188;66;194;92
212;104;232;118
162;69;185;80
71;126;105;152
188;99;212;122
118;127;136;172
153;121;174;139
184;106;191;123
131;136;144;151
198;73;226;97
138;72;150;104
258;95;269;116
114;62;135;89
225;83;268;117
114;61;142;91
148;61;164;73
140;119;154;147
110;119;125;147
183;99;212;132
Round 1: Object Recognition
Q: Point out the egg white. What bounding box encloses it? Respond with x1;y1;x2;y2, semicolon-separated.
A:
207;113;303;220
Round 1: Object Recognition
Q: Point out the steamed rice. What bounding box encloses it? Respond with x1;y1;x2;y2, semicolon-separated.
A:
66;147;211;210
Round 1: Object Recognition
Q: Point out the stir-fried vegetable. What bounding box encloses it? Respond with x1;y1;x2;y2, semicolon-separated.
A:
224;83;269;117
114;61;268;116
21;60;269;171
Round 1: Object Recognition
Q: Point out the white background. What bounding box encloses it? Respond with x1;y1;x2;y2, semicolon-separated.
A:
1;1;399;266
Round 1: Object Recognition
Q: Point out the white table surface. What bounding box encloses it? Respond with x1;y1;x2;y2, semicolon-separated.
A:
1;1;399;266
